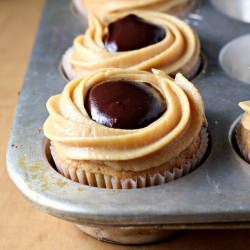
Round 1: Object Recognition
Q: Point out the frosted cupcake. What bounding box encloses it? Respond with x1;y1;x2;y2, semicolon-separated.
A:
73;0;196;17
44;68;208;189
62;11;201;81
236;101;250;163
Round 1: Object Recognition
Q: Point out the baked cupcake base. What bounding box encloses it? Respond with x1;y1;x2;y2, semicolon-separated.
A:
61;47;202;81
51;127;208;189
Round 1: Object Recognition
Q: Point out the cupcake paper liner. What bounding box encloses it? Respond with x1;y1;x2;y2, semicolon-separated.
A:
51;127;208;189
235;124;250;163
72;0;88;17
61;47;76;80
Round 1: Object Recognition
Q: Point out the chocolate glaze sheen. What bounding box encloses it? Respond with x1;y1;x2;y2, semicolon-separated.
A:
104;14;166;52
85;81;166;129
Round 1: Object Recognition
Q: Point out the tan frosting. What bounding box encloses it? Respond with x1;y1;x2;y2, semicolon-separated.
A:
79;0;191;16
239;101;250;131
63;11;200;80
44;69;206;172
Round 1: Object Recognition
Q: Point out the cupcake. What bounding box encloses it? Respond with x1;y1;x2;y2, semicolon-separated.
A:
62;11;201;81
73;0;196;17
236;101;250;163
44;68;208;189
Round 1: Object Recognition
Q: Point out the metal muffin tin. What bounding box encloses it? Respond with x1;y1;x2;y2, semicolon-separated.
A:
6;0;250;244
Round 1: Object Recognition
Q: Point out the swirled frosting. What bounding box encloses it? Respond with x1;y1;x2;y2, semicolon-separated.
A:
239;101;250;131
62;11;200;80
74;0;192;16
44;69;206;172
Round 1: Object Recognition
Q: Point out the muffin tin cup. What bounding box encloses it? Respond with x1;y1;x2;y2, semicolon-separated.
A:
6;0;250;245
219;34;250;84
211;0;250;23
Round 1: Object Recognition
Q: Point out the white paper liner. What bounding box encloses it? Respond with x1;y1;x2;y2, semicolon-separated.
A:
51;127;208;189
72;0;88;18
235;124;250;163
61;47;77;80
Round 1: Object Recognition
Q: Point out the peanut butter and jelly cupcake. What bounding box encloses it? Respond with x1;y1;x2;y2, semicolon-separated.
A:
73;0;196;17
236;101;250;163
62;11;201;81
44;68;208;189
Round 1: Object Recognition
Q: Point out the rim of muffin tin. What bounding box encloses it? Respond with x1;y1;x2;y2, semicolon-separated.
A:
7;0;250;227
7;132;217;226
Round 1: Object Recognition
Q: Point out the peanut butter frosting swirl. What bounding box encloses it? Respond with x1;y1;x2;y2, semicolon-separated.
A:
63;11;200;80
75;0;191;16
44;69;206;172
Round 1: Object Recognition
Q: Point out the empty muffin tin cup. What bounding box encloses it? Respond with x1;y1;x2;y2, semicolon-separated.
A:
211;0;250;23
219;34;250;84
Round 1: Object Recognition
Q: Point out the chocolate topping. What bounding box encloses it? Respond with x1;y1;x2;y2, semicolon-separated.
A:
85;80;166;129
104;14;166;52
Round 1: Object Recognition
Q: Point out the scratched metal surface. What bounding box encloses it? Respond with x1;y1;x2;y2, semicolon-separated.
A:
6;0;250;227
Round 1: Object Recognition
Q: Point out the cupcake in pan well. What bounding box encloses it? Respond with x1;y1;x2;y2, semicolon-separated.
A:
73;0;195;17
236;101;250;163
62;11;201;81
44;68;208;189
